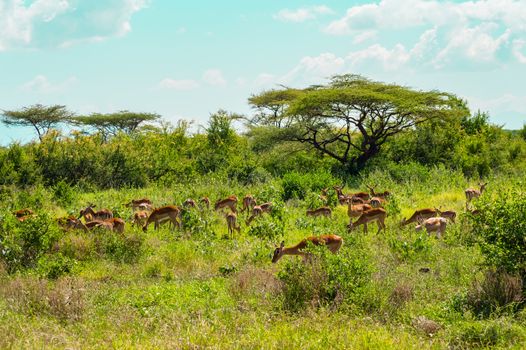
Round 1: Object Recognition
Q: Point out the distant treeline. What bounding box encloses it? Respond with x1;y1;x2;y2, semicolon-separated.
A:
0;108;524;190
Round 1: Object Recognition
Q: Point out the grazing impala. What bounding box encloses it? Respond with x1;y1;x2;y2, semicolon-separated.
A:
415;217;447;239
132;210;150;227
78;204;113;222
465;182;487;207
125;198;153;211
241;194;256;216
348;208;386;234
183;198;196;208
246;202;272;225
200;197;210;209
306;206;332;217
215;195;238;213
400;208;437;226
435;207;457;223
226;212;240;238
13;208;35;222
271;234;343;263
347;202;372;219
142;205;181;232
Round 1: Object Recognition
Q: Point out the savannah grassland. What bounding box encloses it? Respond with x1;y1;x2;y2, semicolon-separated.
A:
0;168;525;350
0;101;526;349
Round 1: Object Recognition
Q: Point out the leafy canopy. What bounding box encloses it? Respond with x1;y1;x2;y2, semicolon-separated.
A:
249;74;469;172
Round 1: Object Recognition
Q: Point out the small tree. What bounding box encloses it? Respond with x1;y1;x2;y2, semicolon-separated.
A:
71;111;160;140
1;104;72;142
249;74;469;172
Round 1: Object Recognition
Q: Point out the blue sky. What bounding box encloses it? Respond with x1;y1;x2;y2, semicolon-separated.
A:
0;0;525;144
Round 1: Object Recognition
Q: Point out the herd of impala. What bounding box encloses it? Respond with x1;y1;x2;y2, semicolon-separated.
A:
13;182;487;264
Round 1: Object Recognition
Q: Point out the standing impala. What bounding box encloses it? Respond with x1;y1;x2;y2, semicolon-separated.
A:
132;210;150;227
125;198;153;211
241;194;256;216
271;234;343;263
348;208;386;234
333;186;350;205
245;202;272;225
465;182;487;207
347;201;372;219
215;195;238;213
78;204;113;222
142;205;181;232
435;207;457;223
306;206;332;217
400;208;437;226
226;212;240;238
415;216;447;239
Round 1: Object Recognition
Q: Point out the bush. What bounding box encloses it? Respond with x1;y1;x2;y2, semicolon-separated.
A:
281;171;336;201
472;190;526;277
248;216;284;241
94;231;144;263
37;253;75;279
277;241;373;312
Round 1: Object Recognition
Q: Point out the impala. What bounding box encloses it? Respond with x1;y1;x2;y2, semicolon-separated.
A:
366;184;391;199
125;198;153;211
245;202;272;225
319;188;329;203
226;212;240;238
106;217;125;233
465;182;487;206
78;204;113;222
435;207;457;223
183;198;196;208
132;210;150;227
415;216;447;239
348;208;386;234
64;217;114;232
333;186;350;205
347;202;372;219
14;208;35;222
215;195;238;213
306;206;332;217
271;234;343;263
400;208;437;226
142;205;181;232
241;194;256;216
200;197;210;209
368;197;385;208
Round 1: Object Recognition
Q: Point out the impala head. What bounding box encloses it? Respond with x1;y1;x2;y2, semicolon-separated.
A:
271;241;285;263
480;182;488;191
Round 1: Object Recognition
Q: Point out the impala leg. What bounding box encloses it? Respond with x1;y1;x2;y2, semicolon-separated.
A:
363;223;368;234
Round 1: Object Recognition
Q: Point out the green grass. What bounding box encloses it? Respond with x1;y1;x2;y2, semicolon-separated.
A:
0;171;524;349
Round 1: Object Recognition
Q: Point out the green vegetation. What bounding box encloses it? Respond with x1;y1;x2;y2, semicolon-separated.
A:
0;75;525;348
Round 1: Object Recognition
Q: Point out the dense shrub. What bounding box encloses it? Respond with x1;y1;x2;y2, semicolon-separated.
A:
472;190;526;278
281;171;336;201
277;241;373;312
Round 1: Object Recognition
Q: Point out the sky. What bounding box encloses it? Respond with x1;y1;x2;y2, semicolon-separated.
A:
0;0;525;144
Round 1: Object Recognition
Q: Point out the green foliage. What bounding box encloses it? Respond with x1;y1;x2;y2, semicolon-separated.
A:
281;171;336;201
52;180;77;207
247;216;284;240
387;233;433;262
36;253;75;279
277;241;373;312
472;189;526;276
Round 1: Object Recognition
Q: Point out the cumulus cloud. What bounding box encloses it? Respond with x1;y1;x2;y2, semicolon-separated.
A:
159;78;199;90
0;0;149;50
324;0;526;65
274;5;333;23
20;74;77;93
203;69;227;86
281;53;345;85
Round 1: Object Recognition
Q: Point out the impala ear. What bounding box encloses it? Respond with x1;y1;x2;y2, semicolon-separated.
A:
280;241;285;248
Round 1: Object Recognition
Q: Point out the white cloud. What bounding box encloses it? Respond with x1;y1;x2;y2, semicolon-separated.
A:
347;44;411;71
281;53;345;84
324;0;526;65
274;5;333;23
254;73;276;87
468;93;526;118
512;39;526;63
159;78;199;90
20;74;77;93
203;69;227;86
0;0;149;50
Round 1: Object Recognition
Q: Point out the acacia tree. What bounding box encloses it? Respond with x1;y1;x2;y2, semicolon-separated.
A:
72;111;160;140
1;104;73;142
248;74;469;172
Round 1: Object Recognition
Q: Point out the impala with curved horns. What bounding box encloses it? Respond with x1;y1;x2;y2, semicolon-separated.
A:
143;205;181;232
348;208;386;234
271;234;343;263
